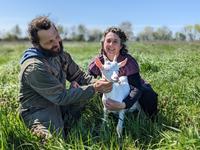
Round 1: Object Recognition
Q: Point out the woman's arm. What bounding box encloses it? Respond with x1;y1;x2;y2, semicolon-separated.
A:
123;73;143;109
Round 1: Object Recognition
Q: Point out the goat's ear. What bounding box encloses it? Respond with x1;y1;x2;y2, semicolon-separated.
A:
118;58;128;68
95;58;103;69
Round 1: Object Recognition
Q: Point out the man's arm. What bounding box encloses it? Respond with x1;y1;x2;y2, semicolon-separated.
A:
24;61;95;106
62;52;95;85
24;62;112;106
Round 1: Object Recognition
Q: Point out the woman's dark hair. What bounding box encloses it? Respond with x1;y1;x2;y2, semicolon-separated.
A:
28;16;53;45
100;27;128;55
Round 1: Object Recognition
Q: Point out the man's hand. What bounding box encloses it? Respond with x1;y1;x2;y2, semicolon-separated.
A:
70;81;80;88
93;79;112;93
103;99;126;111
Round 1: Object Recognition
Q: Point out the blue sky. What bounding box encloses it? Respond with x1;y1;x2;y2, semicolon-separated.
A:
0;0;199;35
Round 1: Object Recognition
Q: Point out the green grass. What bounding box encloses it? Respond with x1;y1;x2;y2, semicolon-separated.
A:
0;41;199;150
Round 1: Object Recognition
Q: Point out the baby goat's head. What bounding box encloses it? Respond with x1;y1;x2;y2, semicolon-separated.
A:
95;55;127;82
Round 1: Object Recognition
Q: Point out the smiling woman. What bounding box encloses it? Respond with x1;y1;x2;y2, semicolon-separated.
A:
103;32;122;61
89;26;158;118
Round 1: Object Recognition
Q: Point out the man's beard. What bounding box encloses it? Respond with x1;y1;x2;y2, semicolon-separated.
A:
38;41;63;57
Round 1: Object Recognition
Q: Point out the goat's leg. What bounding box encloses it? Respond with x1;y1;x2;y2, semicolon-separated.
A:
116;110;125;138
102;97;109;125
103;107;109;124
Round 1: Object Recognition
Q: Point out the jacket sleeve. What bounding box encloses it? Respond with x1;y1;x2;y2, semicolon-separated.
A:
87;58;101;78
62;52;96;85
123;73;142;109
24;61;95;106
123;73;153;109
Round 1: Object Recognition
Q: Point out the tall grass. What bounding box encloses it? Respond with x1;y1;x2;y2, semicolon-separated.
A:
0;41;199;149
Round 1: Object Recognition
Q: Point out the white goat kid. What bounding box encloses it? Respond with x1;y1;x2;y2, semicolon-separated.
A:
95;55;140;138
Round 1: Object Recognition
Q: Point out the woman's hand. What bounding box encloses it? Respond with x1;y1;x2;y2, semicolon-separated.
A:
103;99;126;111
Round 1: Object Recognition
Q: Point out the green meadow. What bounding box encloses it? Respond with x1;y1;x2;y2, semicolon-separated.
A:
0;41;199;150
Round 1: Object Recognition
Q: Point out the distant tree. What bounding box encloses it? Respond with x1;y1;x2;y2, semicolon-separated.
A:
194;24;200;40
57;24;65;39
88;29;103;42
183;25;195;41
68;26;77;41
138;26;155;41
67;24;88;41
153;26;172;40
4;32;18;41
119;21;134;40
3;25;22;41
175;32;186;41
0;30;2;41
144;26;155;40
76;24;88;41
0;30;2;39
56;25;68;40
137;32;147;41
11;24;22;39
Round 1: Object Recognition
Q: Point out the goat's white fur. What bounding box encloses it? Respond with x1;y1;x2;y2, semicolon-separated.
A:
95;55;140;138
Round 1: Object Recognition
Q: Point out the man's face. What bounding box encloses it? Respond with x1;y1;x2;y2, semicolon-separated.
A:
37;25;62;54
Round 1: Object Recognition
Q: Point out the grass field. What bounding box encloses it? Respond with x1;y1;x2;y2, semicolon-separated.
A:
0;41;199;150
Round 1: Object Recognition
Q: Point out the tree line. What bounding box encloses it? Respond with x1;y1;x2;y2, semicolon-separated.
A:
0;22;200;42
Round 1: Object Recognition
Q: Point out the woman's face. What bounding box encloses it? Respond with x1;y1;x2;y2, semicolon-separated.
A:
103;32;122;61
